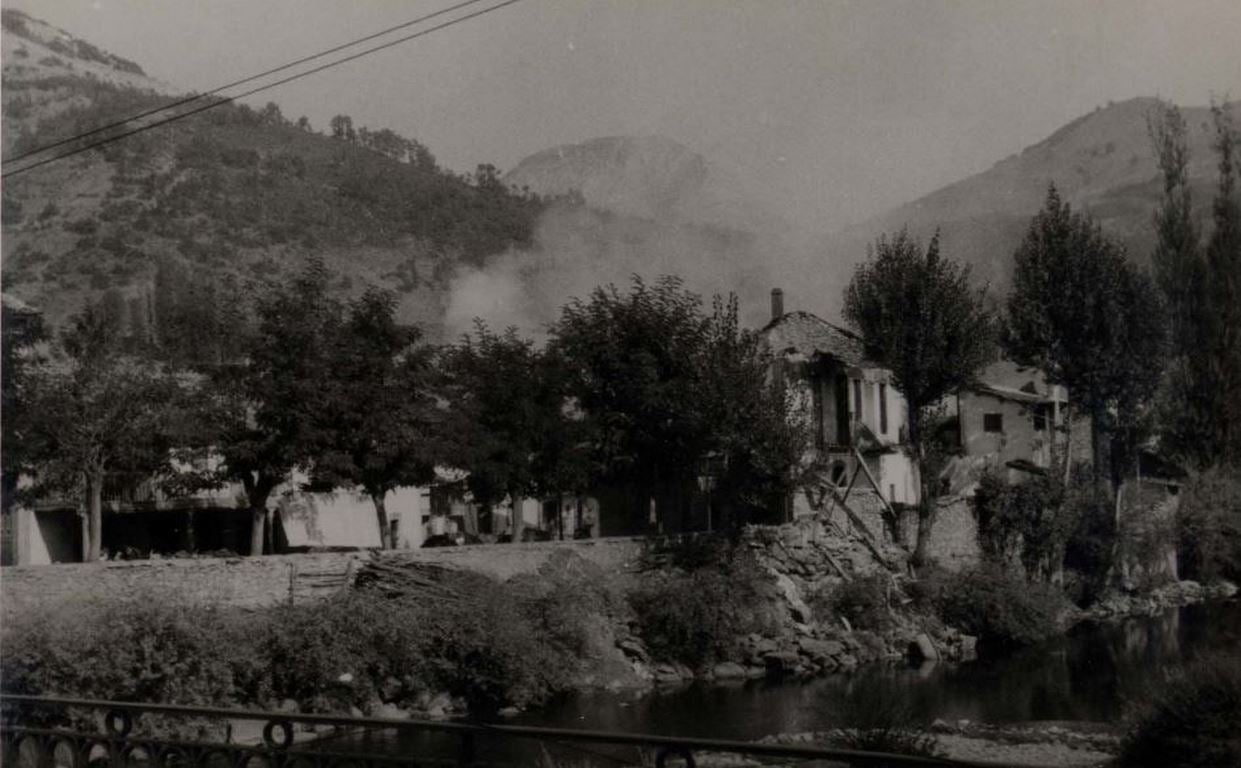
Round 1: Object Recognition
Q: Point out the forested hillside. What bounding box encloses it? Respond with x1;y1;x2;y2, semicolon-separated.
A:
1;9;549;345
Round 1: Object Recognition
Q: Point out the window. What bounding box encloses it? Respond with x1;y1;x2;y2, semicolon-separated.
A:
983;413;1003;433
1033;406;1047;432
879;382;888;434
829;461;848;487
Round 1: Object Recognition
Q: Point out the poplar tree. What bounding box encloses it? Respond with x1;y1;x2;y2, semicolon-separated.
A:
844;230;996;565
1005;186;1166;487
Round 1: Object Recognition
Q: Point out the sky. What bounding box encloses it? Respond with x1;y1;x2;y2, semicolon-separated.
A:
9;0;1241;231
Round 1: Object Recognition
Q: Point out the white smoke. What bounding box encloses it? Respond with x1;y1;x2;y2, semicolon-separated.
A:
443;202;845;341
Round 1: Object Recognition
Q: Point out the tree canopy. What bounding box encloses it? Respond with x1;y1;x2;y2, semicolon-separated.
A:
844;229;997;563
1005;185;1167;484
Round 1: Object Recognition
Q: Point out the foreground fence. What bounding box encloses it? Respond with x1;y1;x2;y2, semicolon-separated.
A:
1;695;1033;768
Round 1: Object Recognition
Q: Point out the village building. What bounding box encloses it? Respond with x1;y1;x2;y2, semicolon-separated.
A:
939;360;1092;497
760;289;918;548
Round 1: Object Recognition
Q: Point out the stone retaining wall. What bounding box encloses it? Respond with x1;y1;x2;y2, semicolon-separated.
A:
0;538;647;617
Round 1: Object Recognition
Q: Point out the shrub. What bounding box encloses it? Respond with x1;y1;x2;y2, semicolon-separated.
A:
1063;478;1119;605
812;573;897;632
1116;652;1241;767
917;565;1066;646
1176;467;1241;583
629;548;777;668
1;591;256;738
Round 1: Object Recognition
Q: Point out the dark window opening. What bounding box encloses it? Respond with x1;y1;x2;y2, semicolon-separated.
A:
1033;407;1047;432
879;382;888;434
983;413;1003;433
829;461;848;487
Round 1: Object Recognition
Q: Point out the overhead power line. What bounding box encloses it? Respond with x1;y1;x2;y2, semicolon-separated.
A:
1;0;524;179
2;0;490;166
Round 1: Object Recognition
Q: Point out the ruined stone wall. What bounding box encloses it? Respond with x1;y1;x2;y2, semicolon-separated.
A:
0;538;647;617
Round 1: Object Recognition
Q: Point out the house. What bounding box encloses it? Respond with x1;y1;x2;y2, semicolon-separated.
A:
940;360;1091;496
760;289;919;543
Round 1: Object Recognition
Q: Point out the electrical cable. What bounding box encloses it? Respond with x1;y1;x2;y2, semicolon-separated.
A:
2;0;525;179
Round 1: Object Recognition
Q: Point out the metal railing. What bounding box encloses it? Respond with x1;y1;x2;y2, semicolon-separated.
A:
0;694;1033;768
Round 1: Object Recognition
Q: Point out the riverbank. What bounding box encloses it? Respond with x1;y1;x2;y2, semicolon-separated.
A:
759;722;1119;767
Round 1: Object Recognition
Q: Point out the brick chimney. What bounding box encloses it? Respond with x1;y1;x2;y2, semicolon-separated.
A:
771;288;784;321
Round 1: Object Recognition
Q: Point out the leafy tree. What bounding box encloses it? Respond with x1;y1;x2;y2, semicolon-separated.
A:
21;303;186;560
311;288;437;548
439;323;585;538
550;276;807;531
329;114;355;143
1005;186;1167;487
1;298;46;518
208;259;341;555
696;295;812;523
1200;104;1241;465
1149;102;1241;469
844;230;997;565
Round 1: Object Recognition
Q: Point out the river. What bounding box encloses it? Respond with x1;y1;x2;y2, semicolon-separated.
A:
514;598;1241;737
324;599;1241;763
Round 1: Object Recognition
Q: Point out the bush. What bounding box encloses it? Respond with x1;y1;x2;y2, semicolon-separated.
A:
1;591;256;738
1177;467;1241;583
629;548;777;668
1116;653;1241;767
1063;478;1119;605
811;573;896;632
3;584;577;719
917;565;1066;646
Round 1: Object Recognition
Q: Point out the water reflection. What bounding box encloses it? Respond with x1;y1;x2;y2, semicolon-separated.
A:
518;599;1241;738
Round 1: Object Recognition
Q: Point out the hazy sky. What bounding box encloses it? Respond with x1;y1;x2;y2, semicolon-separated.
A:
11;0;1241;230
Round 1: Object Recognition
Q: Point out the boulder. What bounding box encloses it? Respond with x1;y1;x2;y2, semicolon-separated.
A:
909;633;940;662
712;662;747;680
372;703;411;720
774;572;813;623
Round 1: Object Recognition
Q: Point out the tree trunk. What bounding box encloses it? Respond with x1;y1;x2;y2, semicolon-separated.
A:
1061;402;1074;486
86;471;103;561
372;491;391;549
249;507;266;556
510;496;524;542
908;405;935;567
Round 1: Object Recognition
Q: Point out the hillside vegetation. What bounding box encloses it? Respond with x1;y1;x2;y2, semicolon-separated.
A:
1;9;549;337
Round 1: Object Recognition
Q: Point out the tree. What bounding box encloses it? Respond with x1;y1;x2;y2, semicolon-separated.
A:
329;114;355;143
1005;186;1167;487
550;276;808;531
209;259;341;555
1200;103;1241;465
312;288;437;548
1;297;46;517
844;229;997;565
21;304;185;561
440;322;584;539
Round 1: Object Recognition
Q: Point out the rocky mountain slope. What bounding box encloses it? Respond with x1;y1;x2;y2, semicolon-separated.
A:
840;97;1228;290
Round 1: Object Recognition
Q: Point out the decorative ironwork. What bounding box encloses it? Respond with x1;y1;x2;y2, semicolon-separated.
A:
0;694;1031;768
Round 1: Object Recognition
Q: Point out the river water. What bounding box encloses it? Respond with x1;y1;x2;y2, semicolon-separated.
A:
323;599;1241;763
514;598;1241;737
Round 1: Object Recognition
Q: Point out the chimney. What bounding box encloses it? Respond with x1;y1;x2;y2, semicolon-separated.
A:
771;288;784;321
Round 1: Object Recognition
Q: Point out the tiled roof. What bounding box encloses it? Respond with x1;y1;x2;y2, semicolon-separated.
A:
760;311;870;367
971;360;1058;403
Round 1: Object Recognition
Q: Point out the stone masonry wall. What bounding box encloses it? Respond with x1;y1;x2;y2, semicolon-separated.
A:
0;538;647;618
